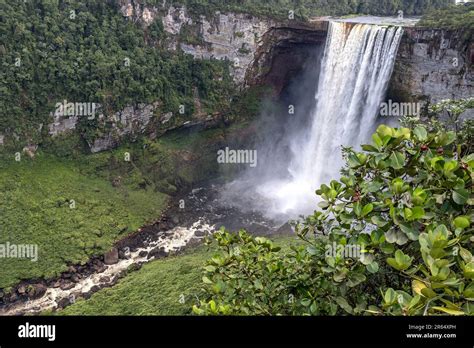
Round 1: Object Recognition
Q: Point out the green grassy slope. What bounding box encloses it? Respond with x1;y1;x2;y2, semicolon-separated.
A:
0;153;168;289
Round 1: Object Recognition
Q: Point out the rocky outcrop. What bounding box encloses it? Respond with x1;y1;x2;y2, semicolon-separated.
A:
49;114;79;136
162;5;193;35
159;6;276;84
47;101;159;152
245;21;327;94
179;12;275;84
118;0;160;26
389;28;473;105
88;102;159;153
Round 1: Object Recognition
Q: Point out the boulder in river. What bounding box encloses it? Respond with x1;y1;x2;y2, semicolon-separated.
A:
104;247;119;265
147;247;168;260
26;284;47;299
17;285;27;295
99;276;111;283
194;229;206;237
59;280;75;291
56;297;71;309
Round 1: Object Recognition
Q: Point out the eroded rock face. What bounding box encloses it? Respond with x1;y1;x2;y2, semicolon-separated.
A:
162;5;193;35
47;101;159;152
180;12;275;84
245;24;327;94
72;102;159;153
119;0;160;26
389;28;473;105
49;115;79;136
155;5;277;84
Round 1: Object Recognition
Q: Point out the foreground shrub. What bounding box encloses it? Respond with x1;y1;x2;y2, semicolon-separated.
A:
193;99;474;316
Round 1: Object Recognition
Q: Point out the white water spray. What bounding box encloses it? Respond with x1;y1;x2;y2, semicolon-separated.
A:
248;21;403;220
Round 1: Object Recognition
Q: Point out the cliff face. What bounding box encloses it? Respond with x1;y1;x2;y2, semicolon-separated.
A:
16;3;472;153
245;22;327;94
44;3;324;153
171;10;275;85
120;1;276;85
389;28;473;104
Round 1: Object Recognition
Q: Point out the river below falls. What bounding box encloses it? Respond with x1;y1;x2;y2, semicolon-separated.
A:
0;183;293;315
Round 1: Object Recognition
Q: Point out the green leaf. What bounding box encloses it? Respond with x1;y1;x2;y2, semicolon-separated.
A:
413;126;427;141
366;181;383;193
384;288;397;304
394;127;411;140
411;187;427;206
386;257;399;270
431;306;464;315
391;178;406;194
459;247;473;263
360;252;374;265
254;279;264;290
209;300;217;312
347;272;366;287
372;133;383;149
389;151;406;170
453;216;470;229
443;160;458;174
307;246;318;256
366;261;379;274
361;144;378;152
348;153;362;168
377;125;394;138
371;216;388;227
361;203;374;217
421;287;437;299
463;282;474;298
318;201;329;209
411;206;425;221
353;202;362;217
335;296;353;314
204;265;217;272
400;223;419;241
357;153;367;164
385;230;398;244
202;276;213;284
387;250;412;271
464;262;474;279
412;280;427;296
453;188;469;205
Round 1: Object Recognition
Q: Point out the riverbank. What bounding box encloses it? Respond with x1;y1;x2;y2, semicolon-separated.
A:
0;180;294;315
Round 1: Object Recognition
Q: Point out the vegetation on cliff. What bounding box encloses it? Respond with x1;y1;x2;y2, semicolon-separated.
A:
0;0;458;149
418;3;474;30
0;0;235;148
168;0;453;19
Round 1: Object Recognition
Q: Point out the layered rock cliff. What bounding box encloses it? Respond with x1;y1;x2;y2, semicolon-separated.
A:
26;2;474;153
388;28;473;104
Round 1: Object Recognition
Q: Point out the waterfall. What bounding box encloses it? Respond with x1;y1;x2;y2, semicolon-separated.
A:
288;21;404;193
223;21;404;221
